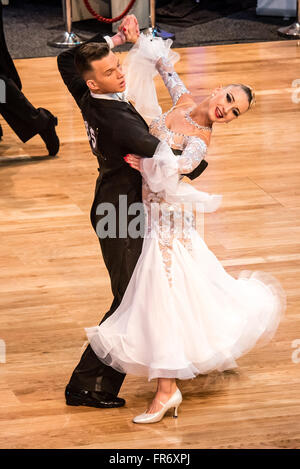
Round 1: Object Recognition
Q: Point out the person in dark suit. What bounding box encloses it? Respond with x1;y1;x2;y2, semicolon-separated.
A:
0;2;59;155
57;15;208;410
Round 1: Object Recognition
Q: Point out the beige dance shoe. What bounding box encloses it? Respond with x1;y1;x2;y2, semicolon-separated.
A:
132;388;183;424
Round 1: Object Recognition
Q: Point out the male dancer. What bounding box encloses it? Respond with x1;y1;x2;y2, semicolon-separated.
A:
57;15;208;409
0;2;59;155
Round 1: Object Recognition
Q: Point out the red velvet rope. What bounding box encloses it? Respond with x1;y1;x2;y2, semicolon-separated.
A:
83;0;137;24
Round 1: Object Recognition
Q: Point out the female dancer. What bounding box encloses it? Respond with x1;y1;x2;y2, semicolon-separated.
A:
85;34;286;424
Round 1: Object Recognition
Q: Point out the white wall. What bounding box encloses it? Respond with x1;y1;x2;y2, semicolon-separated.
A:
72;0;110;21
72;0;150;32
256;0;297;16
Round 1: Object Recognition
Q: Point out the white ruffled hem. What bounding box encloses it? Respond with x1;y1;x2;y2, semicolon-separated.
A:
85;233;286;382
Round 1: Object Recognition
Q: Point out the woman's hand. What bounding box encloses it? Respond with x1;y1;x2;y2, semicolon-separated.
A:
118;14;140;44
123;154;142;172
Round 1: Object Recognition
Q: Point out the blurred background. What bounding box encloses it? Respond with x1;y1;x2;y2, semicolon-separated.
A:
2;0;298;58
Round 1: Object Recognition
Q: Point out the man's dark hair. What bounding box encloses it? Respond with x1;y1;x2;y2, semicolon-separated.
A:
74;42;110;78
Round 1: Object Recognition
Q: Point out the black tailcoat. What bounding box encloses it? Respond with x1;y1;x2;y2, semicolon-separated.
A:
57;33;208;394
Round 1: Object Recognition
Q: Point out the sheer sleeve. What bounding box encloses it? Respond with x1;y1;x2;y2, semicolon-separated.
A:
156;57;191;105
123;33;181;120
177;136;207;174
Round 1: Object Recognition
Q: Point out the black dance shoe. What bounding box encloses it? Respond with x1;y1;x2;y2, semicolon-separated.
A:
0;124;3;140
38;108;60;156
65;385;126;408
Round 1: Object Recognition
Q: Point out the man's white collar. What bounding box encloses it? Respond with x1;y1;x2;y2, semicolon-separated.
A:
90;91;128;102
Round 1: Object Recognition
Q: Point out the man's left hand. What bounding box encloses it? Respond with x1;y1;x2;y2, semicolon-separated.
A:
111;14;140;47
119;14;140;44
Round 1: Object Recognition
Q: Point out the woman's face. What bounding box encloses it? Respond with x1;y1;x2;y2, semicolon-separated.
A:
208;86;250;124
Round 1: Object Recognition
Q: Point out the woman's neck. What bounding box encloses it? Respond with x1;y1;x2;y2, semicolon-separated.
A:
189;97;213;127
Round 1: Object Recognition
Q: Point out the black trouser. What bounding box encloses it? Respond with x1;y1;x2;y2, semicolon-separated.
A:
0;75;52;143
0;3;49;142
68;184;145;395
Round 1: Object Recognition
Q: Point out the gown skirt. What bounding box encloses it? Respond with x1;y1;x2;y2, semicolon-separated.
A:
85;225;286;382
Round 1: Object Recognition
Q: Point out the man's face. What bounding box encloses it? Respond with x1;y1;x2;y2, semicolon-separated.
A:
86;51;126;94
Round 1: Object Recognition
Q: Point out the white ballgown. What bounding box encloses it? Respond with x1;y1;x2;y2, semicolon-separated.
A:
85;34;286;381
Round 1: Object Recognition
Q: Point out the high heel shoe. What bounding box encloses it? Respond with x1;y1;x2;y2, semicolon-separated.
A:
132;388;182;424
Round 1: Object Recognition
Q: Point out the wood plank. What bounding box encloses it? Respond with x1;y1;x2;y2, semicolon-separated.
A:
0;39;299;449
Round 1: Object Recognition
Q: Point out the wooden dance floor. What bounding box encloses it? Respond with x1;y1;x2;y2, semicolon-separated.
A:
0;39;300;449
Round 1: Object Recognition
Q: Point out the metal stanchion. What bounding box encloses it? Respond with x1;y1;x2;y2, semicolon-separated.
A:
278;0;300;39
48;0;87;48
148;0;175;40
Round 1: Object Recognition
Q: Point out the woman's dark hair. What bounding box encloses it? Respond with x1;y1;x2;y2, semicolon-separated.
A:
74;42;110;77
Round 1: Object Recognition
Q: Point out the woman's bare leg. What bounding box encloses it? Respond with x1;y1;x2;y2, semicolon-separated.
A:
146;378;178;413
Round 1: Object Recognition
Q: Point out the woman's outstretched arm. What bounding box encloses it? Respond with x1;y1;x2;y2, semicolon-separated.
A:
155;57;192;106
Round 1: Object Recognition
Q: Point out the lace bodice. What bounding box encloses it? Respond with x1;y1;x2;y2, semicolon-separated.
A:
140;49;211;288
142;107;209;288
149;107;208;172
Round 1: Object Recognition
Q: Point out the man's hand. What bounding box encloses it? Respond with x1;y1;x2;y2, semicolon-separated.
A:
123;153;142;172
111;14;140;47
119;14;140;44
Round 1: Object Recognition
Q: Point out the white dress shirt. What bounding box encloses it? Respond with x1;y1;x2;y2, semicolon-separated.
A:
103;35;115;50
90;91;128;102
